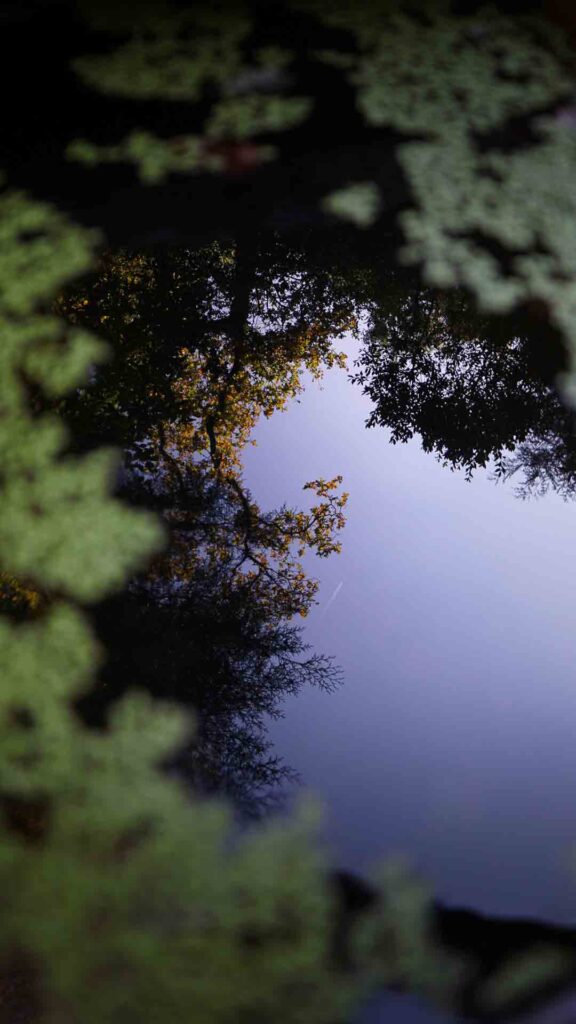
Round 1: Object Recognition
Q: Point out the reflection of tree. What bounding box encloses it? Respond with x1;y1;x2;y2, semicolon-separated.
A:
353;282;576;495
62;239;350;813
59;238;355;461
57;232;576;812
79;465;343;816
493;430;576;499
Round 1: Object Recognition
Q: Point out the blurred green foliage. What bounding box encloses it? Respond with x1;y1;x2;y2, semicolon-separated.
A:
316;3;576;393
0;189;335;1021
69;0;576;395
0;184;375;1021
4;1;576;1019
322;183;381;228
0;184;449;1022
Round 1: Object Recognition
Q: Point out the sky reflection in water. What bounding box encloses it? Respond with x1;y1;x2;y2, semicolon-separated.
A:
243;337;576;928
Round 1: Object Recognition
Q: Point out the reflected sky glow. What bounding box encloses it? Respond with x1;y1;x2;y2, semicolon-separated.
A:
243;337;576;927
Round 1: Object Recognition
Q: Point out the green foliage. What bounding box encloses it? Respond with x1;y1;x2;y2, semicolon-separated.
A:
0;191;162;601
328;5;576;388
399;120;576;315
67;133;214;186
0;186;387;1022
70;0;576;395
71;3;311;181
0;608;362;1023
322;183;381;228
300;2;576;395
363;863;462;1008
0;190;97;317
0;623;355;1023
0;182;527;1024
7;5;576;1019
73;5;252;102
0;186;358;1021
478;947;576;1017
207;94;311;140
348;10;571;133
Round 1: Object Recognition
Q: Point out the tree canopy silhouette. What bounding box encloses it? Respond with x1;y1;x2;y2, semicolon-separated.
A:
352;279;576;495
59;239;351;812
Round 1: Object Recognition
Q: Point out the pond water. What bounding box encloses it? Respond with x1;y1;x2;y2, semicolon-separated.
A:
11;4;576;1020
65;239;576;1023
243;337;576;1021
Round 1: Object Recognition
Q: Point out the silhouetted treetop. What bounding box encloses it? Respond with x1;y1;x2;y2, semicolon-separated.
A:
353;283;576;493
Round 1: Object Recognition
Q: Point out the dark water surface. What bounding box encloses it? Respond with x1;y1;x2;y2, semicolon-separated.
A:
243;339;576;1019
